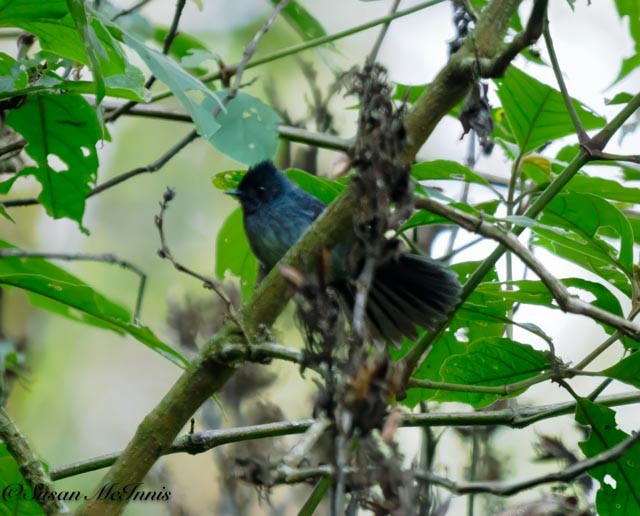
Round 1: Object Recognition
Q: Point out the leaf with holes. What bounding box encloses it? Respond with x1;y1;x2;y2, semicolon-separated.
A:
476;278;633;346
5;94;101;228
576;398;640;514
495;67;605;154
210;91;282;164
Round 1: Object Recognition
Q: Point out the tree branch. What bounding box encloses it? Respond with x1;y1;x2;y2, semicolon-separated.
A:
416;427;640;496
77;2;556;512
413;196;640;341
50;391;640;481
0;407;67;514
400;91;640;394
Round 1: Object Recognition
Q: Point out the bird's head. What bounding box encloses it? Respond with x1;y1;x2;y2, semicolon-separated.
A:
225;160;289;214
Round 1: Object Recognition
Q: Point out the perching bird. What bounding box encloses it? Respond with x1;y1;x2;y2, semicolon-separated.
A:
226;161;461;342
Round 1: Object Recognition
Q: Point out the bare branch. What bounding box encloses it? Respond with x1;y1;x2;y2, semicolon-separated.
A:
416;428;640;496
154;188;243;331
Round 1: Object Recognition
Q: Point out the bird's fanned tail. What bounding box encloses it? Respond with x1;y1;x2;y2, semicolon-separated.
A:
335;254;462;343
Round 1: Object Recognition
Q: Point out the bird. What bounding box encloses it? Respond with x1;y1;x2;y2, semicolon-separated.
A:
225;160;462;343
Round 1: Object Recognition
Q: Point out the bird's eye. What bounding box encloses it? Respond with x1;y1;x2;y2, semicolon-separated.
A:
259;186;266;192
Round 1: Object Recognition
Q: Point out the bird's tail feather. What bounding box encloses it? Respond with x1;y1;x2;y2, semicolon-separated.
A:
335;254;461;343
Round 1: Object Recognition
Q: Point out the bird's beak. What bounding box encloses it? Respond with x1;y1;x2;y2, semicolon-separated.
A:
225;189;242;198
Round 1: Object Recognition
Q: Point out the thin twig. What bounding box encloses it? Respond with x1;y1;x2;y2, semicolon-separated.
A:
281;416;331;468
154;188;243;331
542;23;588;143
0;250;147;320
0;407;67;514
367;0;401;64
149;0;446;103
110;0;153;21
416;427;640;495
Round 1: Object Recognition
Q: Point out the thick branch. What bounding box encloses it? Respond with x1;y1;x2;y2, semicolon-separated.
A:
78;2;549;512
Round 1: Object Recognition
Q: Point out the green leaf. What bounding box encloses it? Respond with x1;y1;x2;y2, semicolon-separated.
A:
0;2;147;103
477;278;631;345
612;53;640;85
215;207;258;300
393;83;428;104
0;204;14;223
615;0;640;53
434;337;550;408
0;241;187;367
0;53;28;93
5;94;101;227
606;92;634;105
602;353;640;389
123;33;224;141
273;0;327;41
212;169;245;190
66;0;106;103
576;399;640;514
531;193;634;294
212;167;342;204
0;444;45;516
285;169;343;203
411;160;491;187
153;27;210;74
566;174;640;204
495;67;606;154
210;91;282;164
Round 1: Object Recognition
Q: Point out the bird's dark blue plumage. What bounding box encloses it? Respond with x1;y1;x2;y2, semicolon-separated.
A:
227;160;461;342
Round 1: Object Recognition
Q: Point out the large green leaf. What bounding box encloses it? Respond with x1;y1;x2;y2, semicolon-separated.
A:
5;94;101;227
531;193;634;296
215;207;258;301
0;444;45;516
210;91;282;165
434;337;550;408
0;241;187;367
576;399;640;514
495;67;606;154
123;33;224;141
